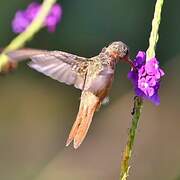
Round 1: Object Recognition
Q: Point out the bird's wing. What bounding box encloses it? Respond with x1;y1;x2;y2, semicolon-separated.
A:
28;51;89;90
6;48;46;62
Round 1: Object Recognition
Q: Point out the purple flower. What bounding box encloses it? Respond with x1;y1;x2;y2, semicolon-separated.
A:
145;58;165;79
25;2;40;21
12;11;30;33
45;4;62;32
128;51;165;105
12;2;62;33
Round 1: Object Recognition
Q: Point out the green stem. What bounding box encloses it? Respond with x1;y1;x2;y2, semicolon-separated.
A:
120;0;164;179
120;97;143;180
146;0;164;60
0;0;57;71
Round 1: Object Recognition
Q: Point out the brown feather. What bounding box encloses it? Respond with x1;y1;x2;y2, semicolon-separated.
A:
29;51;89;90
6;48;45;62
66;91;100;149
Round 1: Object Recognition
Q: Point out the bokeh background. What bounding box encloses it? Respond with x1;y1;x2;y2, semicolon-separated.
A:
0;0;180;180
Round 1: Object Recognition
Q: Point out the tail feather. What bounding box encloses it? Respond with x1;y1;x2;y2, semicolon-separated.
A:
66;91;100;149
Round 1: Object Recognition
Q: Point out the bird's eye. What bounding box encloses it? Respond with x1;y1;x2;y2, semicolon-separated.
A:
125;49;129;56
122;45;129;56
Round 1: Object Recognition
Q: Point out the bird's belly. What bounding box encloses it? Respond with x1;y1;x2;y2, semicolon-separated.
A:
84;73;114;100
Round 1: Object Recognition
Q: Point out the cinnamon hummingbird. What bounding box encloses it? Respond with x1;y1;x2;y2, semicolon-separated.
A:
4;41;135;149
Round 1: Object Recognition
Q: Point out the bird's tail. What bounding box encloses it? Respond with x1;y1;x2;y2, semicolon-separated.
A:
66;91;100;149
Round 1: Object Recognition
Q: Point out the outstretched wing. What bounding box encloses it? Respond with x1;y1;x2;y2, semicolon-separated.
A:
29;51;89;90
6;48;46;62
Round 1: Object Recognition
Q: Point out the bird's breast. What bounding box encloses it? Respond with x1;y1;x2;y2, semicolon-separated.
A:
84;65;115;99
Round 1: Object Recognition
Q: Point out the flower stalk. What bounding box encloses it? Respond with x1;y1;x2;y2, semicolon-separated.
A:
120;96;143;180
146;0;164;60
0;0;57;71
120;0;164;179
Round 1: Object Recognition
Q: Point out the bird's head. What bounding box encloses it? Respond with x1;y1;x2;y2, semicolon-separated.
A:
106;41;136;70
107;41;129;60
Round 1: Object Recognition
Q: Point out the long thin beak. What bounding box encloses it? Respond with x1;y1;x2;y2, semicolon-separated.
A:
125;56;137;72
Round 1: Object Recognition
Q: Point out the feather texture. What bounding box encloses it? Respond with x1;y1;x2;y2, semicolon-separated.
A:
66;91;100;148
6;49;45;62
5;48;89;90
14;49;88;89
28;51;89;90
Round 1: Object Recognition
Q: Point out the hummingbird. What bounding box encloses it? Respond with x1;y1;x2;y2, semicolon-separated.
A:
4;41;135;149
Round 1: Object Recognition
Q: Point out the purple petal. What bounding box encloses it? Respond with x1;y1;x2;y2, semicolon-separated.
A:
138;75;157;97
138;77;146;89
25;3;40;21
145;58;159;75
128;70;138;81
134;51;146;68
12;11;30;33
134;87;145;97
26;2;40;10
146;87;154;97
51;4;62;17
149;92;160;105
136;51;146;60
146;76;156;87
138;66;146;77
45;4;62;32
128;71;138;87
159;68;165;77
12;2;62;34
155;70;161;79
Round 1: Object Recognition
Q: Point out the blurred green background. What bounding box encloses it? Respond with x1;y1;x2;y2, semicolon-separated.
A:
0;0;180;180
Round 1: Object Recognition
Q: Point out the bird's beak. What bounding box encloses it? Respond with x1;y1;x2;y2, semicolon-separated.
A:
123;56;137;72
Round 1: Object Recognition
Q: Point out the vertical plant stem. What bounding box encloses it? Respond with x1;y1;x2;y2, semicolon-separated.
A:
120;97;143;180
120;0;164;179
0;0;57;71
146;0;164;60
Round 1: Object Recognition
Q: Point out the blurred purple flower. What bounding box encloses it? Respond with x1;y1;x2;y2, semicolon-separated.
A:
12;11;30;33
128;51;165;105
25;2;40;21
12;2;62;33
45;4;62;32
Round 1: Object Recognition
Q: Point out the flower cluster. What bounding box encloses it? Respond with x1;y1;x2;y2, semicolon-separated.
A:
128;51;165;105
12;2;62;33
